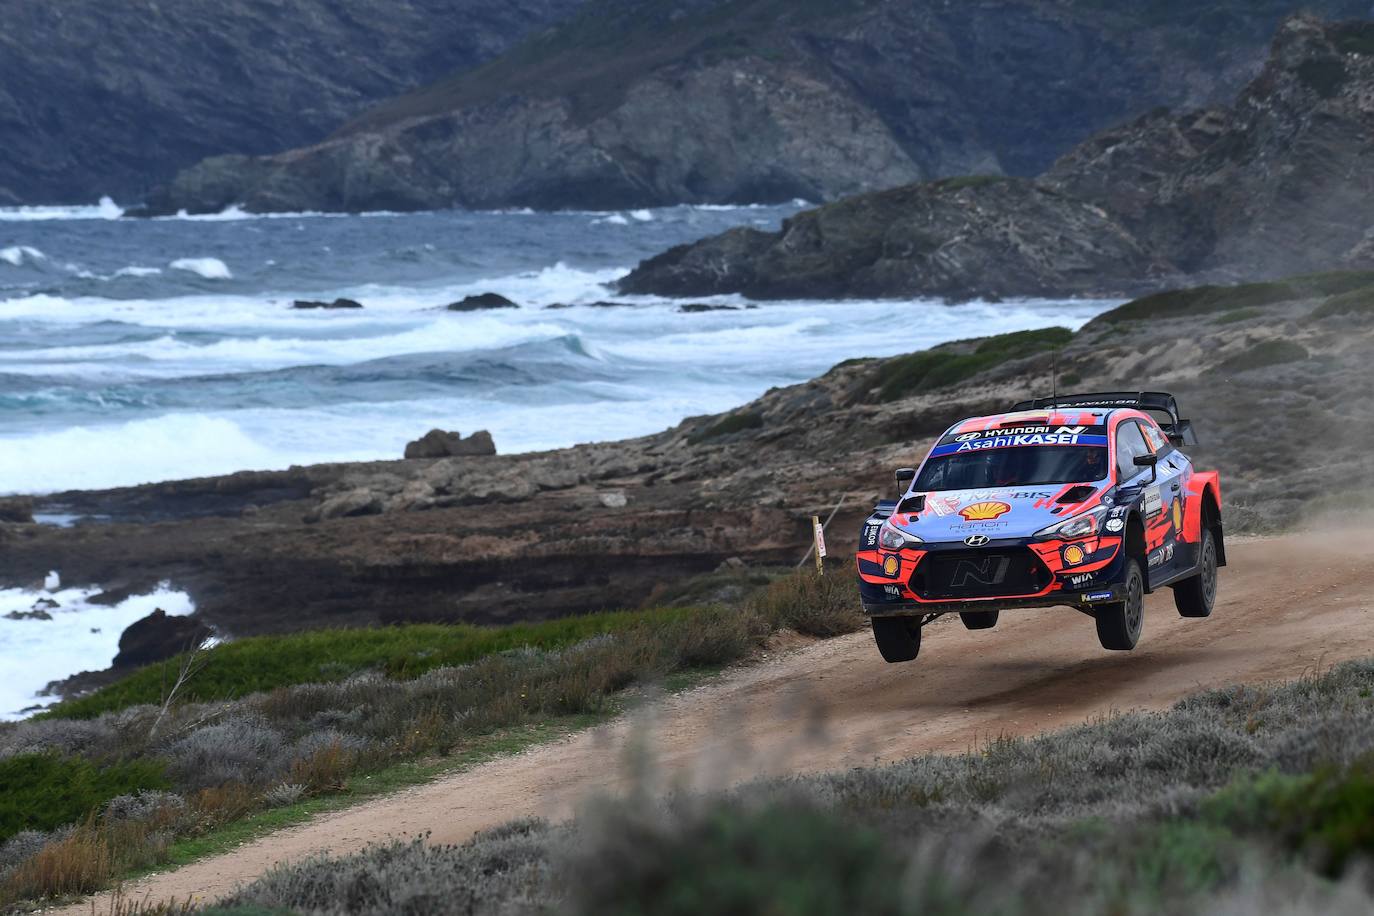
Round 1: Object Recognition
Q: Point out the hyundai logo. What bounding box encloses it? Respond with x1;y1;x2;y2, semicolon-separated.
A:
963;535;991;547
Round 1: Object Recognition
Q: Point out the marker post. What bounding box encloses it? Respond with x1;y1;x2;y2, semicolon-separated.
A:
812;515;827;574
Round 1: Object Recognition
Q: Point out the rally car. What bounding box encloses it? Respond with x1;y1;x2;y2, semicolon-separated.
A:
855;392;1222;662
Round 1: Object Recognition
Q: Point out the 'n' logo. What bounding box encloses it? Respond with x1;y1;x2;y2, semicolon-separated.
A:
950;557;1010;587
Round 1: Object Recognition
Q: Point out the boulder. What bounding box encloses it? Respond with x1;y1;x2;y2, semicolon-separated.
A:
292;298;364;309
446;293;517;312
113;608;213;668
404;429;497;459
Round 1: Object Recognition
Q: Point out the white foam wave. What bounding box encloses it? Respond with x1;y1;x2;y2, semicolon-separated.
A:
157;205;351;222
0;245;45;266
114;266;163;278
0;197;122;222
0;582;194;719
630;209;654;221
169;257;232;279
592;213;630;226
0;414;285;493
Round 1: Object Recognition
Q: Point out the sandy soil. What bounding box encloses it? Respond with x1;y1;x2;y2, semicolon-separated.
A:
56;530;1374;913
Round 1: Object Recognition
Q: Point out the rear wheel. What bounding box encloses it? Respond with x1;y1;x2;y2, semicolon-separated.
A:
1173;528;1218;618
871;616;921;663
1095;559;1145;651
959;610;999;630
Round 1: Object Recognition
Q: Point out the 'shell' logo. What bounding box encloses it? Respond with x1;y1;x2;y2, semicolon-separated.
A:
959;501;1011;521
950;556;1011;587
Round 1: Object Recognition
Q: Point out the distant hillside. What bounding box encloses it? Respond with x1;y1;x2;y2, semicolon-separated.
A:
621;16;1374;300
138;0;1369;214
0;0;586;205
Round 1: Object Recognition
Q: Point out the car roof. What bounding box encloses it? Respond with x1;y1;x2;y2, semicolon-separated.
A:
945;407;1155;437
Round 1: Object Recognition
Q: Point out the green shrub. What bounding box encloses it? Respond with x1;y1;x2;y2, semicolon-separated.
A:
1214;307;1260;324
748;569;863;638
873;327;1073;402
1095;281;1299;323
1203;762;1374;876
0;755;168;843
46;608;704;720
1287;269;1374;297
1312;285;1374;318
687;411;764;443
1213;340;1308;374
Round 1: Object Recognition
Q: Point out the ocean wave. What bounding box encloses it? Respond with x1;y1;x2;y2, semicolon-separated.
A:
0;197;122;222
0;245;46;266
156;204;356;222
0;413;286;494
169;257;232;279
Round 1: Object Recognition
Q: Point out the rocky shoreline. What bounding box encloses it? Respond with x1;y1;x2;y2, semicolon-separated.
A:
620;17;1374;301
5;271;1374;699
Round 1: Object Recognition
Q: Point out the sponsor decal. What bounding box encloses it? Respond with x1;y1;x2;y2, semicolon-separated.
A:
882;555;901;577
862;523;881;548
952;521;1010;532
929;433;1109;459
1063;544;1086;566
1067;572;1094;587
960;501;1012;521
883;585;902;598
1171;497;1183;534
1142;486;1162;519
1086;591;1114;602
1105;517;1125;533
1147;542;1176;569
963;534;991;547
950;556;1011;587
926;494;962;517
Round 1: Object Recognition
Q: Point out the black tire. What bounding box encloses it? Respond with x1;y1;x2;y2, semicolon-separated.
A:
871;616;921;663
1095;559;1145;651
1173;528;1219;618
959;610;1000;630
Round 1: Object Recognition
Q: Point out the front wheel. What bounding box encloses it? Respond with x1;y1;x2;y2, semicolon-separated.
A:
1173;528;1219;618
871;616;921;663
1095;558;1145;651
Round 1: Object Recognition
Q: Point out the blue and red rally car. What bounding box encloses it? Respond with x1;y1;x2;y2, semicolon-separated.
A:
856;392;1222;662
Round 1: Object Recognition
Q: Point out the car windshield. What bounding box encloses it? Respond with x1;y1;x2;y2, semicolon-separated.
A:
915;446;1109;491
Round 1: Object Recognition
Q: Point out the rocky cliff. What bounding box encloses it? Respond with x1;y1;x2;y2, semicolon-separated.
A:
620;16;1374;299
137;0;1366;214
0;0;585;205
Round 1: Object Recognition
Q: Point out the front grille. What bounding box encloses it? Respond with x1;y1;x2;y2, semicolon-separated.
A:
912;548;1050;600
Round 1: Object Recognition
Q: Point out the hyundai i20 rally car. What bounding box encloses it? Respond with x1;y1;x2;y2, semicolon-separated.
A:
855;392;1223;663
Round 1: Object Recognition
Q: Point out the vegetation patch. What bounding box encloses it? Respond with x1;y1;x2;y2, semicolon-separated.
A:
935;175;1009;192
1094;281;1299;323
687;410;764;444
1213;339;1309;374
1312;284;1374;318
872;327;1072;402
0;754;168;843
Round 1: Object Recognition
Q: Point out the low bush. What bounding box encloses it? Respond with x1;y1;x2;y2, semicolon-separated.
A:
687;411;765;443
1093;281;1299;323
1213;339;1309;374
748;568;863;638
1312;285;1374;318
0;754;168;843
873;327;1073;402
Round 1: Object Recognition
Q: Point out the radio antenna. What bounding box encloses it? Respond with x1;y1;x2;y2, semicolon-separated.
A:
1051;348;1058;406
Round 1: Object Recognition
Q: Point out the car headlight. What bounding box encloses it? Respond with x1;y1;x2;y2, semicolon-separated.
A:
878;519;923;550
1034;505;1109;541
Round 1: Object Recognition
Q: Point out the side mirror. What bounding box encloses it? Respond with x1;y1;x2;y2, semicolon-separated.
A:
895;467;916;491
1133;453;1158;483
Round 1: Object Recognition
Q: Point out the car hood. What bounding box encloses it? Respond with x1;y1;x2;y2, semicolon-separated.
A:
894;484;1107;543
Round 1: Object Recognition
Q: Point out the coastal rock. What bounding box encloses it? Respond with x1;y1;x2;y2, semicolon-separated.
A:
292;298;364;310
4;608;53;621
621;17;1374;300
621;178;1166;300
112;609;213;668
447;293;517;312
134;2;1328;214
404;429;497;459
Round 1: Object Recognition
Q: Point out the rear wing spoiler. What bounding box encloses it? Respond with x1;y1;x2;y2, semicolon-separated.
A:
1011;390;1198;446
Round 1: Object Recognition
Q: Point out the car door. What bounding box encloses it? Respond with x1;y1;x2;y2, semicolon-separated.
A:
1141;418;1192;572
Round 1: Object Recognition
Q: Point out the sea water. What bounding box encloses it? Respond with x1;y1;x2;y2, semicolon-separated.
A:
0;200;1115;494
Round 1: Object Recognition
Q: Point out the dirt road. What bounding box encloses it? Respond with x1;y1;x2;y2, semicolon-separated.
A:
61;530;1374;912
